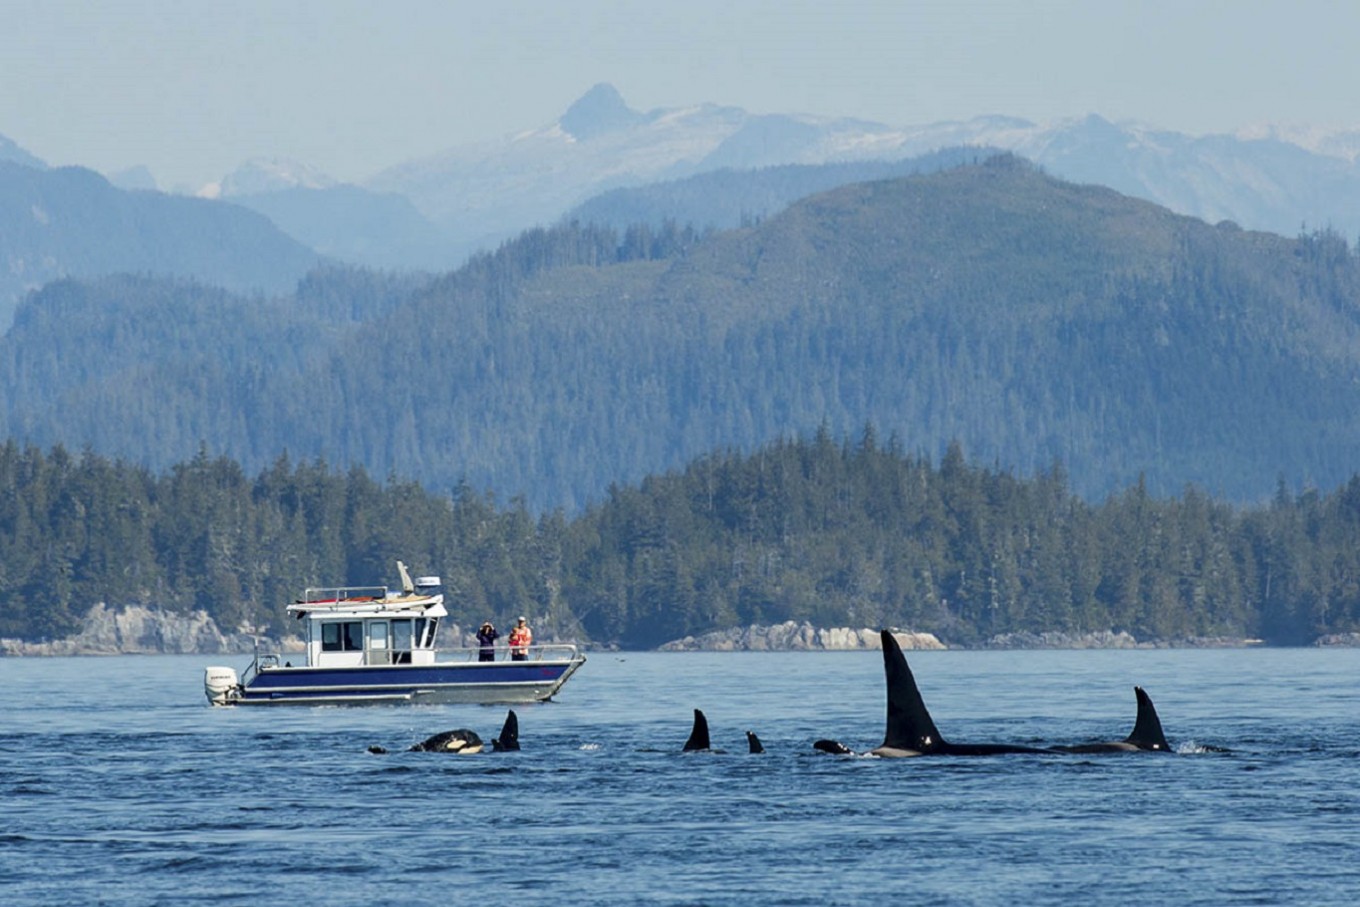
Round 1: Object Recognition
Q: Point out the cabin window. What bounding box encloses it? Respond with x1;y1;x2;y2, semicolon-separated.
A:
322;621;365;651
419;617;439;648
392;619;413;663
369;622;388;648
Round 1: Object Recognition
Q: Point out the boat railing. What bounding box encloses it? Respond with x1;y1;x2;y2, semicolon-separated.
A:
302;584;388;604
434;643;583;664
239;645;283;688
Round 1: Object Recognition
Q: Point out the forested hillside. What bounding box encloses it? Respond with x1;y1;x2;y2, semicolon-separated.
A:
4;157;1360;510
2;439;1357;648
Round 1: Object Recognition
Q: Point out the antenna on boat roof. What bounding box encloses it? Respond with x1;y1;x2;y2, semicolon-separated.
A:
396;560;415;595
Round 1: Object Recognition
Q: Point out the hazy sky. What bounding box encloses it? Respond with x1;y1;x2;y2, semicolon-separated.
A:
4;0;1357;191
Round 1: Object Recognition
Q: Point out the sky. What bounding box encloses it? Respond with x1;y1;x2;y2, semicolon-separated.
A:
4;0;1358;192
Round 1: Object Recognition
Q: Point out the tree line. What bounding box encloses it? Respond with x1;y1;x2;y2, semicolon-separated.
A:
1;433;1357;648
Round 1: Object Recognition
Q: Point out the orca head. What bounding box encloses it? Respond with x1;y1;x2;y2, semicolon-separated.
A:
410;729;484;754
745;730;765;754
683;708;712;752
880;629;946;754
813;739;856;755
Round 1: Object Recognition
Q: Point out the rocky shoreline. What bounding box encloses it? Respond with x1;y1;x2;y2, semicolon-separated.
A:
659;621;945;651
975;630;1267;649
2;606;1357;655
0;604;546;657
0;604;273;657
658;623;1284;651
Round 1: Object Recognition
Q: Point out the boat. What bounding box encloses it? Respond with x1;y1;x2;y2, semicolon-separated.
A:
203;561;586;706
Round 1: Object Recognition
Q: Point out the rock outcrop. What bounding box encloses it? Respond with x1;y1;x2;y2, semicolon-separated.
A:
0;603;265;656
659;621;945;652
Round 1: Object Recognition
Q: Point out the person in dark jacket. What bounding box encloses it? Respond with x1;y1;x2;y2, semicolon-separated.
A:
476;621;499;662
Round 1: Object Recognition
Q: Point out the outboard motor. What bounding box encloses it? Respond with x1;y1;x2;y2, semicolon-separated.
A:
204;666;240;706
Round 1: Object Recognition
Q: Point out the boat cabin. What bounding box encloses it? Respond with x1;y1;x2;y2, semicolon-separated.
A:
286;564;448;669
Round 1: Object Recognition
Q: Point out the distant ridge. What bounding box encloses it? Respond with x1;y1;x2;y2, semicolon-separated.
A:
0;133;46;169
0;161;322;328
565;147;993;232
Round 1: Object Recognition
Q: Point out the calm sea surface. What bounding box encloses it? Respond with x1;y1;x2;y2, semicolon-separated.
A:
2;647;1358;905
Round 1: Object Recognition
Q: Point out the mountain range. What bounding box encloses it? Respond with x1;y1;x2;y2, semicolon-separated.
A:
362;84;1360;264
4;157;1358;512
18;83;1360;278
4;87;1360;514
6;84;1360;306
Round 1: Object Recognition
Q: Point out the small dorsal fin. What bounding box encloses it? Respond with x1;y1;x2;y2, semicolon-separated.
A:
746;730;765;754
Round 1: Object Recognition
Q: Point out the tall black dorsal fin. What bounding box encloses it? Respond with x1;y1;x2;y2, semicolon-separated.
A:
684;708;711;751
881;629;945;752
1125;687;1170;751
494;709;520;751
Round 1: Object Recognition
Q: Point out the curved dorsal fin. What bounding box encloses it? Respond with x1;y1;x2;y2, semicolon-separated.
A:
881;630;945;752
495;709;520;751
1125;686;1170;751
683;708;711;751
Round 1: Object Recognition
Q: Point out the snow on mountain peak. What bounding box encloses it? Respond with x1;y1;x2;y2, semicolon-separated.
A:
219;157;337;197
1234;122;1360;162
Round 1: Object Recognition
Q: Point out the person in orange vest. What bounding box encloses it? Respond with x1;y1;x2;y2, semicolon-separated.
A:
508;616;532;661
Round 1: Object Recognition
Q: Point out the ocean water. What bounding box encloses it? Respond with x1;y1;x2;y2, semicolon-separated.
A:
2;647;1358;906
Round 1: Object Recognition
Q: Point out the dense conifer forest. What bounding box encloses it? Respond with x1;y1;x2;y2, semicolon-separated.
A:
2;437;1356;649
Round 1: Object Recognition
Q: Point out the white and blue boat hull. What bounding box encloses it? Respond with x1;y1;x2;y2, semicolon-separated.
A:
211;655;585;706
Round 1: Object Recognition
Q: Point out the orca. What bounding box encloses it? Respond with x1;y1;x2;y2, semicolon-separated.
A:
1051;687;1171;753
683;708;712;752
817;629;1056;757
367;710;520;756
492;709;521;752
682;710;764;753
